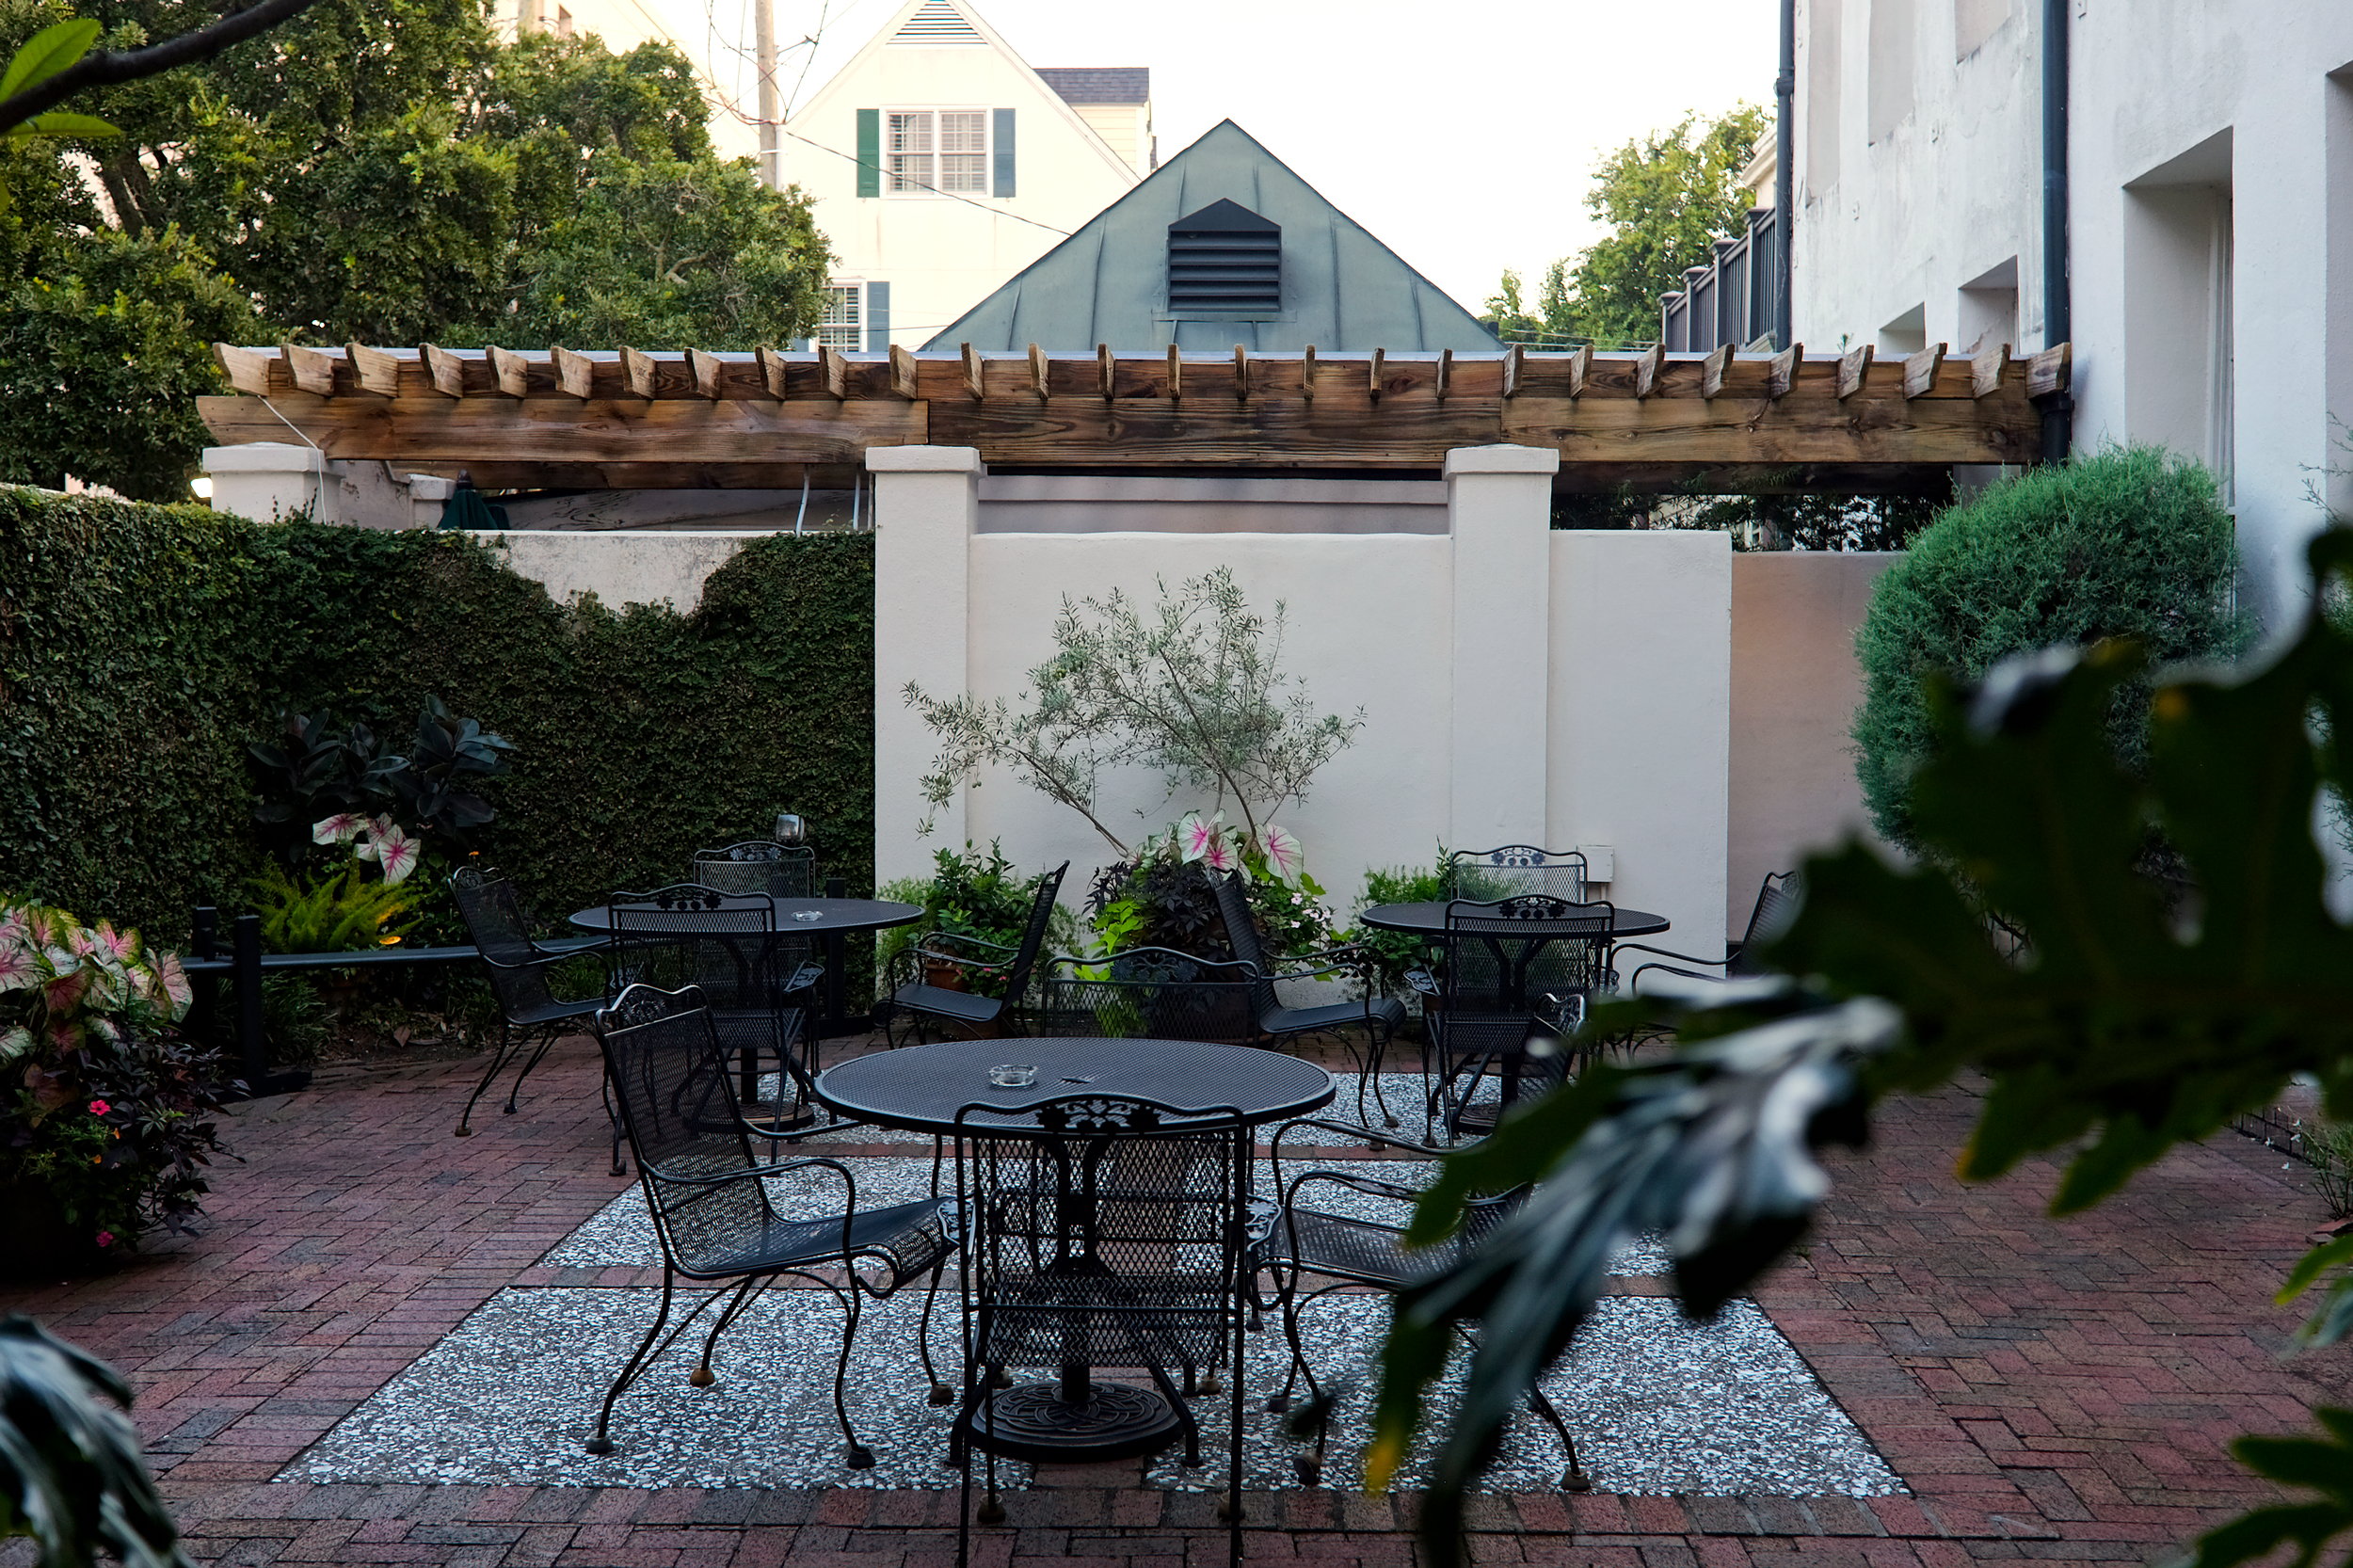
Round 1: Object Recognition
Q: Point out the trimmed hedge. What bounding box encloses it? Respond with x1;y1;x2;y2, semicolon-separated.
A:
1850;446;2246;852
0;487;874;944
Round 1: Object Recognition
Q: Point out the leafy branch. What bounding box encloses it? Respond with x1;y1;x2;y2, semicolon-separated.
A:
1;2;327;138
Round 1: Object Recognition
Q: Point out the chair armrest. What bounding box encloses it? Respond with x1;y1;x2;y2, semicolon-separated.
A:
917;931;1016;965
1283;1167;1426;1209
1609;940;1730;971
1627;960;1729;995
1268;1115;1446;1200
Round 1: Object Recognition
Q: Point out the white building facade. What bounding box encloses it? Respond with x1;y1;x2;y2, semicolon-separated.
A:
778;0;1151;350
1791;0;2353;629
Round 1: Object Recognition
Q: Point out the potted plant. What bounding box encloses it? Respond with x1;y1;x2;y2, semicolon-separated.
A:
1088;814;1332;961
0;903;225;1279
878;842;1079;1001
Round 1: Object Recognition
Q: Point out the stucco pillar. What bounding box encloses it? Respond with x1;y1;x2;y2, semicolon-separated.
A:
872;445;982;888
1445;443;1560;852
202;443;328;521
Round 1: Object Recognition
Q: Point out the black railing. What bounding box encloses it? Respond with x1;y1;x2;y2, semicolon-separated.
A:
1659;205;1784;354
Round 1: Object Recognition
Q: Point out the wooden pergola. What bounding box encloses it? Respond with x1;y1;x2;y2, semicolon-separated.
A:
200;340;2072;494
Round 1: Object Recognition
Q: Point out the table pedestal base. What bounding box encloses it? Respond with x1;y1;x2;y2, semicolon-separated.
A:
962;1380;1183;1464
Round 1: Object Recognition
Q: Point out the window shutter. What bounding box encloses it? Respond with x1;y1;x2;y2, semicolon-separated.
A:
865;281;890;351
992;107;1016;198
856;109;881;198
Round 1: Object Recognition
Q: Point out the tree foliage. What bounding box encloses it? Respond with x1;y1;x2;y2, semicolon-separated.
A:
1369;527;2353;1565
1484;104;1767;350
1852;445;2247;851
0;0;832;497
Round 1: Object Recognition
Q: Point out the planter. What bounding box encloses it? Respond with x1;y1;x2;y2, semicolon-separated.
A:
0;1181;116;1283
920;959;971;993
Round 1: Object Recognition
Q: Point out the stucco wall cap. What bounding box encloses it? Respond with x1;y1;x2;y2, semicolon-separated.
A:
1443;444;1561;477
867;445;985;473
203;442;328;473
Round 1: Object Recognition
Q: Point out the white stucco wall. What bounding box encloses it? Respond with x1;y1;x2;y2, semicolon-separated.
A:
871;445;1735;948
471;531;751;612
1791;0;2353;632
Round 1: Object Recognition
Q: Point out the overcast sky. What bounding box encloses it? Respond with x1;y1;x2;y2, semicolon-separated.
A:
676;0;1778;310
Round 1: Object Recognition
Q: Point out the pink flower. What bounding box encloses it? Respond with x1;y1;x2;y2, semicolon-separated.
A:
88;1099;110;1115
94;1231;113;1248
1259;824;1304;883
373;824;420;884
312;813;367;845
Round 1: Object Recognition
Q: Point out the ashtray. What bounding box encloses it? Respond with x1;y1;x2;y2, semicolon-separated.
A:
987;1064;1037;1088
792;910;824;921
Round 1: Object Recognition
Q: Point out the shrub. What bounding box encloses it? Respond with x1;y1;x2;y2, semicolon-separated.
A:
1851;446;2248;851
877;843;1079;999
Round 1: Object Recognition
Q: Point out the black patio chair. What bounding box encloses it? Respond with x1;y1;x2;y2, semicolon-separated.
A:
1256;1117;1588;1491
605;886;820;1142
1212;870;1407;1128
949;1093;1251;1565
1029;947;1264;1042
1617;870;1803;993
447;866;609;1155
1446;844;1590;904
586;983;954;1465
689;840;824;1032
876;861;1067;1046
1411;895;1613;1142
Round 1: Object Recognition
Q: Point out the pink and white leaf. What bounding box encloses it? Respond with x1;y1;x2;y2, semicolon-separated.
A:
375;825;420;885
312;813;367;845
1259;824;1305;883
153;952;193;1018
0;942;39;994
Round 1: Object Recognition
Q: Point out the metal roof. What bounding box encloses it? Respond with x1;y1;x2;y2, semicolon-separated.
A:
922;120;1503;354
1033;67;1149;104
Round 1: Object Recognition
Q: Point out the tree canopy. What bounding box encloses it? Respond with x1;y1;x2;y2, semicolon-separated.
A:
1485;103;1768;350
0;0;834;499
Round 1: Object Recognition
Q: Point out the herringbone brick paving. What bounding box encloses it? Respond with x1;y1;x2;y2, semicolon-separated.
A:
3;1034;2345;1566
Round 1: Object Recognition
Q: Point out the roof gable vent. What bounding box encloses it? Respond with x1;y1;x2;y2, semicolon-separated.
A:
1166;200;1280;316
890;0;984;44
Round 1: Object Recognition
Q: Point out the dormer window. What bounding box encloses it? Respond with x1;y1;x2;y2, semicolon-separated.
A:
1166;200;1281;316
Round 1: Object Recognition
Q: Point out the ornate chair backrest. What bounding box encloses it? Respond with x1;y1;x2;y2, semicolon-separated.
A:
593;984;774;1272
449;865;561;1019
1447;845;1590;905
1032;948;1262;1042
691;842;817;900
994;861;1070;1004
1729;870;1804;975
606;885;777;1010
1209;870;1282;1019
952;1094;1247;1377
1439;896;1615;1015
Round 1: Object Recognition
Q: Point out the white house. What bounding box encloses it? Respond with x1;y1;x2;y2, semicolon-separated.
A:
777;0;1153;350
1789;0;2353;631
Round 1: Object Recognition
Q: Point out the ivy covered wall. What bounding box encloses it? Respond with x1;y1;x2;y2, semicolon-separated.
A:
0;488;875;943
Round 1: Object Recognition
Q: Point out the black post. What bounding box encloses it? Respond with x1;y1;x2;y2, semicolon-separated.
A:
233;914;264;1091
1774;0;1796;349
193;905;218;960
2038;0;2074;464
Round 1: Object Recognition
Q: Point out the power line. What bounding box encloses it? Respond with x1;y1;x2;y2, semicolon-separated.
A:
776;126;1073;235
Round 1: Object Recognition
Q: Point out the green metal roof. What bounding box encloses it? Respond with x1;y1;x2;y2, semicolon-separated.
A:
922;120;1502;353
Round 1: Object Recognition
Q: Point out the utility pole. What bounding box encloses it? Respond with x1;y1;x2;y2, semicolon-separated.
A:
754;0;778;188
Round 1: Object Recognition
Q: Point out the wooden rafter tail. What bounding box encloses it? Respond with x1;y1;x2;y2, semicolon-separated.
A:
1836;344;1875;401
757;346;792;400
889;344;918;401
1969;341;2011;400
1097;343;1114;403
1566;344;1591;399
1233;345;1250;403
422;344;468;398
818;345;847;401
619;346;658;400
488;345;531;398
280;341;342;397
1768;343;1803;400
1435;348;1452;401
345;344;402;397
1701;343;1733;400
1166;344;1181;402
1902;343;1948;400
687;348;726;400
213;343;289;396
961;342;985;402
2027;342;2072;399
1301;344;1317;400
551;345;595;400
1028;343;1048;400
1366;346;1385;403
1503;344;1525;399
1634;344;1664;400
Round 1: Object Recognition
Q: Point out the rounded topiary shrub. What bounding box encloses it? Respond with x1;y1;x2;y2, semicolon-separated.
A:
1852;445;2246;852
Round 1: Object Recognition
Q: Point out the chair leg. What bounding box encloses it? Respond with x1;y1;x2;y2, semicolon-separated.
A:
603;1079;626;1177
1526;1381;1592;1493
690;1277;762;1388
456;1020;520;1136
1279;1284;1348;1485
587;1272;675;1454
826;1279;875;1469
503;1026;559;1114
1223;1293;1246;1559
918;1260;955;1406
1144;1360;1202;1467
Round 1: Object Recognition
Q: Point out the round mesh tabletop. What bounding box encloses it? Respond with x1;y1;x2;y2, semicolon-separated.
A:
1357;901;1671;936
568;897;920;935
814;1038;1335;1135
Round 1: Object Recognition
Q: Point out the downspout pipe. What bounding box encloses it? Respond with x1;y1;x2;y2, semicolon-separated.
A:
2040;0;2073;464
1774;0;1796;349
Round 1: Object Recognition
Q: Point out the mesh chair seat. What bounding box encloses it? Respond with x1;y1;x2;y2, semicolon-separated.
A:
1263;992;1407;1040
511;994;605;1030
880;862;1068;1046
890;982;1005;1027
668;1193;952;1281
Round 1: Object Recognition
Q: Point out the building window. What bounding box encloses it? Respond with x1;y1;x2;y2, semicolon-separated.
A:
887;109;988;194
816;284;862;350
552;4;571;36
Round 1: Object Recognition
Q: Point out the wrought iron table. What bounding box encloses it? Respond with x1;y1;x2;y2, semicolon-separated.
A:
815;1037;1334;1462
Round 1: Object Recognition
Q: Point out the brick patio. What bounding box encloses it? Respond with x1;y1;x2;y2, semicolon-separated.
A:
4;1034;2345;1567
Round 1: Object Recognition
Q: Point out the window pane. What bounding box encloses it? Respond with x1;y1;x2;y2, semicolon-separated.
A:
888;112;932;152
939;153;986;192
888;153;933;191
938;111;986;152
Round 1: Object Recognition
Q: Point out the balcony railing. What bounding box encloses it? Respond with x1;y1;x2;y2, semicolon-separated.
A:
1659;205;1784;354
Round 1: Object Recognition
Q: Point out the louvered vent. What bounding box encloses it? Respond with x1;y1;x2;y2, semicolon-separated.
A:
1166;200;1280;315
890;0;984;43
